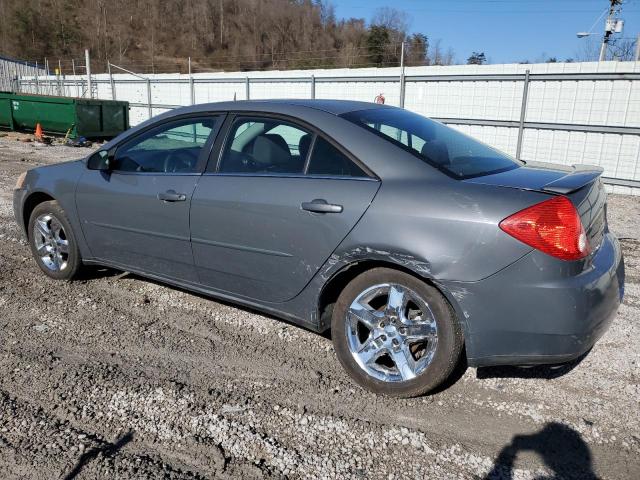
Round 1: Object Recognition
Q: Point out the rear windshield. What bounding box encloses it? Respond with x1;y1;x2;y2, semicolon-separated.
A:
341;108;522;179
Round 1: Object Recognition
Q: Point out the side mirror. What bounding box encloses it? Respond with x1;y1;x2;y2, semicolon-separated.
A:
87;149;114;171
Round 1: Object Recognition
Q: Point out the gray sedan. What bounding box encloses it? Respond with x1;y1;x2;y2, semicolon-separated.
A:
13;100;624;397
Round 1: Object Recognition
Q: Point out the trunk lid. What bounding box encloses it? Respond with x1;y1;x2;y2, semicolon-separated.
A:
465;162;608;252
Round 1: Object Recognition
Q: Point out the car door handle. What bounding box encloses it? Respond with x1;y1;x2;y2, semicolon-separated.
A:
158;190;187;202
301;199;343;214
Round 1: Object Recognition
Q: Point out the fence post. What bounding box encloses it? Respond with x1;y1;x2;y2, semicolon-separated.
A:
245;77;250;100
189;57;195;105
45;58;49;95
35;61;40;94
72;59;79;98
310;74;315;99
108;62;116;100
147;78;153;119
399;41;406;108
3;63;7;91
85;49;92;98
516;69;530;161
20;61;27;93
57;59;62;96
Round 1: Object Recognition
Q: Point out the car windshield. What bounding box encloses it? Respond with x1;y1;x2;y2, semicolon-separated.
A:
341;108;523;179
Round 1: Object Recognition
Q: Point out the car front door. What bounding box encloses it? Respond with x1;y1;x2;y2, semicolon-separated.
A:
76;115;222;283
190;114;380;303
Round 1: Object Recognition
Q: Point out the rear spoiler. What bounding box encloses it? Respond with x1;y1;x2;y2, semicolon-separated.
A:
541;165;603;194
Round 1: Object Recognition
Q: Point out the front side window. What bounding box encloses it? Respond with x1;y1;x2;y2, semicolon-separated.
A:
342;108;522;179
218;117;311;174
113;116;218;173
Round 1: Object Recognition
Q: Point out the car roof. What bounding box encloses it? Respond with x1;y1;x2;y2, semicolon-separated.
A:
171;99;390;116
102;99;392;152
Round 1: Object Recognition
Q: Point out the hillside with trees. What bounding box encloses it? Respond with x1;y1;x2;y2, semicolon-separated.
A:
0;0;454;73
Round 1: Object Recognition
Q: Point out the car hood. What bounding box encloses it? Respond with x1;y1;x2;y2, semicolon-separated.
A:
34;158;86;170
463;161;603;195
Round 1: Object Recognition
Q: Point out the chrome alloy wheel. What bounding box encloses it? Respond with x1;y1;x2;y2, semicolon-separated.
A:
345;283;438;382
33;214;70;272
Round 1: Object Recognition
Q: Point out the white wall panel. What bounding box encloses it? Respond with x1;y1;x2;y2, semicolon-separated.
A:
15;61;640;192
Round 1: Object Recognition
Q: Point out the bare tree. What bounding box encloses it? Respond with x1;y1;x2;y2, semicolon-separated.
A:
609;38;638;61
0;0;445;73
575;37;603;62
428;39;455;66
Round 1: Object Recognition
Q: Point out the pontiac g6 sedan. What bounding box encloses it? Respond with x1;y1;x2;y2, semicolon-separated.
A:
13;100;624;397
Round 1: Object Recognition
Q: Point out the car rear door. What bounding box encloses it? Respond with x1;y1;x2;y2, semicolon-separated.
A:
190;114;380;303
76;115;223;283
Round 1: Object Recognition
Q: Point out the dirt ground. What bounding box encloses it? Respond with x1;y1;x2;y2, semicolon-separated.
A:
0;136;639;479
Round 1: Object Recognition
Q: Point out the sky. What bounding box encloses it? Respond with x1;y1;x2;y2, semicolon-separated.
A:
333;0;640;64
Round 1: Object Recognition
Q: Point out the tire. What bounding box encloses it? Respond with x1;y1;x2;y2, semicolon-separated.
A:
331;268;463;397
28;200;83;280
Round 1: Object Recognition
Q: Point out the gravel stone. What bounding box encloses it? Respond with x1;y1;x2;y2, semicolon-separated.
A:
0;138;639;479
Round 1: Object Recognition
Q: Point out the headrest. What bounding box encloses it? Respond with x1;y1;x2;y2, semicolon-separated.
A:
252;134;291;166
299;134;312;159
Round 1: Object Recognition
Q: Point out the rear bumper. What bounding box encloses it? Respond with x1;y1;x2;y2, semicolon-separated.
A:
441;231;624;367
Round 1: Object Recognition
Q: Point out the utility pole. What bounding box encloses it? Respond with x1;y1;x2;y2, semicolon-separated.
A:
600;0;623;61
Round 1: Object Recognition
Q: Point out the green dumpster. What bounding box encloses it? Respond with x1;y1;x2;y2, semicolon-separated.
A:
0;92;129;139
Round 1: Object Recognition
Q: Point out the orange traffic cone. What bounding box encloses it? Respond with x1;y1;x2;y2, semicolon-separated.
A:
34;123;43;141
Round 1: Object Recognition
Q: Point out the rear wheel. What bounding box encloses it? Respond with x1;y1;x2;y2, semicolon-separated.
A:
331;268;463;397
28;200;82;280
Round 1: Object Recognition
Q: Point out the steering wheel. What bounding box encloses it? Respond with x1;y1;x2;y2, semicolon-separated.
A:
163;150;194;173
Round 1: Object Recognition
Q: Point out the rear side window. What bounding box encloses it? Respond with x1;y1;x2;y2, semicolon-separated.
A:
216;115;369;178
218;117;310;174
342;108;522;179
307;137;367;178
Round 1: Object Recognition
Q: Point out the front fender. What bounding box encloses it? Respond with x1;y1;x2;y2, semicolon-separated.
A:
17;161;92;260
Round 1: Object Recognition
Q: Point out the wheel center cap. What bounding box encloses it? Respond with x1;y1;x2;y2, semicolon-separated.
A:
384;324;397;336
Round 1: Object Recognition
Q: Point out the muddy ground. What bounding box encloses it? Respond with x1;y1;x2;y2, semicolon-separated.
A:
0;136;638;479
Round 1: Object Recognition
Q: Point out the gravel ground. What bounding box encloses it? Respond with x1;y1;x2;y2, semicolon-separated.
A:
0;136;639;479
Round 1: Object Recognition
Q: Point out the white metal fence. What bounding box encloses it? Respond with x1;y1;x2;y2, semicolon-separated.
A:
13;61;640;194
0;56;45;92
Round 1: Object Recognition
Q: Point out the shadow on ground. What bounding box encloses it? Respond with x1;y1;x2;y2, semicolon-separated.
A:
485;422;598;480
63;431;134;480
476;350;589;380
77;265;123;281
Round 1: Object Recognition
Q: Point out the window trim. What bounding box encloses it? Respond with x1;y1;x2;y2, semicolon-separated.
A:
204;111;378;180
110;113;225;175
302;134;317;174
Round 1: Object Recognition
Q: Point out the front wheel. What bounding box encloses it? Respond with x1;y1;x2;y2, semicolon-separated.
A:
28;200;83;280
331;268;463;397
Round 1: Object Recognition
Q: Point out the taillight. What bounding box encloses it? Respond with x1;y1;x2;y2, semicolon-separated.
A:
499;196;590;261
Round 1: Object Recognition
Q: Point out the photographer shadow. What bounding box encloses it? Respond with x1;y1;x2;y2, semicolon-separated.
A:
485;422;598;480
